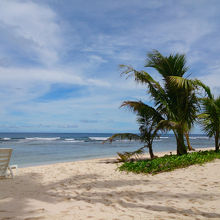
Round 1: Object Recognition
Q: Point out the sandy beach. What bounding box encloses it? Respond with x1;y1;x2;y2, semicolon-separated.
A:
1;148;220;220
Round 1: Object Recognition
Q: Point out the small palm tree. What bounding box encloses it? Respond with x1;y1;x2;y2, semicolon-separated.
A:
198;84;220;151
105;101;163;159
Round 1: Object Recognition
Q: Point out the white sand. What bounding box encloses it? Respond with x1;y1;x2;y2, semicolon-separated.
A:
1;148;220;220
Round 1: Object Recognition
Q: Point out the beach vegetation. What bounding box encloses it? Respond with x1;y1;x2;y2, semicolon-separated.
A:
198;84;220;151
119;150;220;175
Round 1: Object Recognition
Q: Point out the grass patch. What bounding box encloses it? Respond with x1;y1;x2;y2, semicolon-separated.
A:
119;150;220;175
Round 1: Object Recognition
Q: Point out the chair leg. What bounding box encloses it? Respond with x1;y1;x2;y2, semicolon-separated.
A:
8;167;14;178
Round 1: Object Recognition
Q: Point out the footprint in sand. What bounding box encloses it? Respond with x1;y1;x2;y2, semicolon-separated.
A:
189;198;197;204
28;208;45;214
1;217;15;220
24;216;45;220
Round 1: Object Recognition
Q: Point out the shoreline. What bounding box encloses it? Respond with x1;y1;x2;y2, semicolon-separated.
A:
17;146;215;168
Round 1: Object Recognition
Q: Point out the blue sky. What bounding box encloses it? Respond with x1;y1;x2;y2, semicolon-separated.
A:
0;0;219;133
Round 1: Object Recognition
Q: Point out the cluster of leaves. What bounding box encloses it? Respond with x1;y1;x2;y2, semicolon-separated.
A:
117;148;145;162
119;150;220;175
117;51;204;156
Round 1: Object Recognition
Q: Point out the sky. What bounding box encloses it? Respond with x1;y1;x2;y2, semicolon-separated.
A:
0;0;219;133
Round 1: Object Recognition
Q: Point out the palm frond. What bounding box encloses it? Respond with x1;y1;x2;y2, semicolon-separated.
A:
196;81;214;99
120;64;161;88
156;120;180;132
145;50;188;77
103;133;140;143
117;147;145;162
167;76;193;90
121;101;163;121
167;76;204;91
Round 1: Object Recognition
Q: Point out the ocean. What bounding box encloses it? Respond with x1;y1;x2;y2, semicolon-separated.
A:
0;133;215;167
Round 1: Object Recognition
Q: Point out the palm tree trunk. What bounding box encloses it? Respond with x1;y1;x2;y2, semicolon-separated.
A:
215;131;219;152
185;132;195;151
176;130;187;155
145;144;155;159
149;145;155;159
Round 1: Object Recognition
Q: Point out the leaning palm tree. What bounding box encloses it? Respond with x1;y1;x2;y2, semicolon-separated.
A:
198;84;220;151
105;101;163;159
185;131;195;151
121;50;200;155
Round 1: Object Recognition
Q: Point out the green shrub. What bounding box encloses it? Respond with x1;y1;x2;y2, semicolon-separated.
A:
119;150;220;175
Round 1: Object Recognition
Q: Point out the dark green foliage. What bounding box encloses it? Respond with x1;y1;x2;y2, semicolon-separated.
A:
104;133;140;143
198;83;220;151
119;150;220;175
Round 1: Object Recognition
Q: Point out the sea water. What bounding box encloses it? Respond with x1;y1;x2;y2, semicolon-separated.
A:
0;133;215;167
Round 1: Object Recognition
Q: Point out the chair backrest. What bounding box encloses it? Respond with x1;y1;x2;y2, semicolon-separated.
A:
0;148;12;177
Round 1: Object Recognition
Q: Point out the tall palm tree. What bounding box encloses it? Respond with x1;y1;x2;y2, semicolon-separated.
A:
121;50;200;155
105;101;163;159
198;84;220;151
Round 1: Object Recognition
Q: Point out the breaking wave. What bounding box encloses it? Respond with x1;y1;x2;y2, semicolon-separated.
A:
89;137;109;141
25;137;61;141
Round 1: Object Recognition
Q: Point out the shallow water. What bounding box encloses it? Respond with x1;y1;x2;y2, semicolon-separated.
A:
0;133;215;167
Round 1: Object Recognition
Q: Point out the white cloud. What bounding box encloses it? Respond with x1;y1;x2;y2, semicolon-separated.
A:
199;71;220;96
0;0;62;66
88;55;107;64
0;66;111;87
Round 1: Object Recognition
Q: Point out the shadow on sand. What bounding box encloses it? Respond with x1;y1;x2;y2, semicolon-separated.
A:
1;169;220;219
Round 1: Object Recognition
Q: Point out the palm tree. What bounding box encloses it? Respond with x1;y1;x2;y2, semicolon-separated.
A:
105;101;163;159
198;84;220;151
121;50;200;155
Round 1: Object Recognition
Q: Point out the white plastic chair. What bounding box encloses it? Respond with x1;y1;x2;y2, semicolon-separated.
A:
0;148;17;178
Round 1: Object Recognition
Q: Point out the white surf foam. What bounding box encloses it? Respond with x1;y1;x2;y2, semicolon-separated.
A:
189;136;209;140
2;137;11;140
89;137;109;141
25;137;61;141
65;140;84;143
64;138;84;143
65;138;75;141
